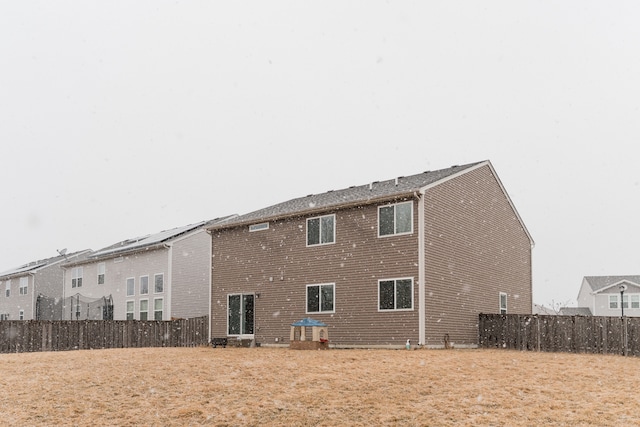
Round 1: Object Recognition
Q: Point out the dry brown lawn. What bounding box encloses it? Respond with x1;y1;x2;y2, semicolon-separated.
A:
0;346;638;426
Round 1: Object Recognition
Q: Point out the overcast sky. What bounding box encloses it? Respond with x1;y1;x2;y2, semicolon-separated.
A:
1;2;639;308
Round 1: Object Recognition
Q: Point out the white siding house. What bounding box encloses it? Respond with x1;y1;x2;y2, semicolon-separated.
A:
576;276;640;317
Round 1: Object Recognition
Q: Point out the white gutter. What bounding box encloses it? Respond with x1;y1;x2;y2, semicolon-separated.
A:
417;191;426;346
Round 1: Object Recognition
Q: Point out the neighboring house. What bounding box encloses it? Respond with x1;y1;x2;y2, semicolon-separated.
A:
558;307;592;316
533;303;557;315
0;250;90;321
61;217;235;321
208;160;533;348
576;275;640;317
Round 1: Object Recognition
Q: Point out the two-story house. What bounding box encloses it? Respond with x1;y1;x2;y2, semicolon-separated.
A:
208;160;533;348
61;217;234;321
0;250;90;321
575;275;640;317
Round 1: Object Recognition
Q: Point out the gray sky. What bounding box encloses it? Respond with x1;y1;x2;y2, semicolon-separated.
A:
2;2;639;308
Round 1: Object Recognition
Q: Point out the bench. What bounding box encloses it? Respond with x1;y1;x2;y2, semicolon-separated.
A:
210;338;228;348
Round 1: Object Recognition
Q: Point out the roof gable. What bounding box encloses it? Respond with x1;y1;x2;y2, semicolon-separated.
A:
211;161;487;230
584;276;640;294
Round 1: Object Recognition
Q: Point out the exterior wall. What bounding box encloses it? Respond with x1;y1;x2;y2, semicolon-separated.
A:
576;278;593;310
211;201;420;347
0;274;35;320
64;249;169;320
423;165;533;346
169;230;212;319
591;284;640;316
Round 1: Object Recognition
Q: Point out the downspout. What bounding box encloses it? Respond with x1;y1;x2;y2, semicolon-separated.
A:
206;229;213;343
417;190;426;346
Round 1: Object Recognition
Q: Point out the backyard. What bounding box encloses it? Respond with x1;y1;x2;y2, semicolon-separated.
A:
0;346;638;426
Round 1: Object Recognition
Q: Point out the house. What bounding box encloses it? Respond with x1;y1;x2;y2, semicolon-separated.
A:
208;160;533;348
60;217;235;321
0;250;90;321
558;307;592;316
575;275;640;317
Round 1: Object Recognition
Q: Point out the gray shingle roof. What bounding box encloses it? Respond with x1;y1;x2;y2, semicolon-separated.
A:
0;250;88;279
584;276;640;293
211;161;486;229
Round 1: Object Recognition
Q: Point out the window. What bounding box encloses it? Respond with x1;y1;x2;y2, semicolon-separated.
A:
126;301;134;320
306;284;335;313
140;276;149;295
632;295;640;309
154;298;163;321
97;263;105;285
307;214;335;246
71;267;83;288
19;277;28;295
139;299;148;321
609;295;618;309
622;294;629;309
19;310;24;320
499;292;508;314
0;314;8;321
249;222;269;232
154;274;164;293
126;278;135;296
228;294;254;335
378;201;413;237
379;278;413;311
5;280;10;298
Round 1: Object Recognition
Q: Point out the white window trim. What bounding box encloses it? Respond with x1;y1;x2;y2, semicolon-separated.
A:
97;263;105;285
72;267;83;288
5;280;11;298
19;309;24;320
631;294;640;309
140;275;149;295
154;273;164;294
249;222;269;232
306;214;336;247
609;295;619;309
19;277;28;295
378;201;414;238
305;283;336;314
500;292;508;314
126;300;135;320
226;293;255;338
378;277;414;311
153;297;164;321
139;298;149;320
126;277;135;297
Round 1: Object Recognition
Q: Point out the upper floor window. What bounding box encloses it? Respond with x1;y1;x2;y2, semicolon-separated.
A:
379;278;413;311
140;276;149;295
19;277;28;295
499;292;508;314
307;214;335;246
154;274;164;293
378;201;413;237
72;267;83;288
249;222;269;232
306;283;335;313
4;280;10;298
97;263;105;285
126;278;135;296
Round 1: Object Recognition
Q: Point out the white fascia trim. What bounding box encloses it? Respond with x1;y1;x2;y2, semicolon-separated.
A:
419;160;534;248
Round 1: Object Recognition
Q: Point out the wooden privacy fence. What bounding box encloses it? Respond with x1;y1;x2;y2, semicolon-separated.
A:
479;314;640;357
0;316;209;354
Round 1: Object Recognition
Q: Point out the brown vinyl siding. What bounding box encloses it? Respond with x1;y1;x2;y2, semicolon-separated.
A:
211;199;421;346
423;165;532;345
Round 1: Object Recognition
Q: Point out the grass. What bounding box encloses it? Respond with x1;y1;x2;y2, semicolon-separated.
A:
1;346;639;426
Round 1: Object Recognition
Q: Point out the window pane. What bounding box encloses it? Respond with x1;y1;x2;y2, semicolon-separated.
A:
140;300;148;311
622;295;629;309
395;202;412;234
632;295;639;309
243;295;254;335
154;299;163;320
379;206;395;236
307;218;320;245
321;284;334;311
155;274;164;293
321;216;334;244
396;279;412;309
140;276;149;294
610;295;618;309
307;286;320;312
126;278;135;296
379;280;394;310
228;295;241;335
140;312;148;321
